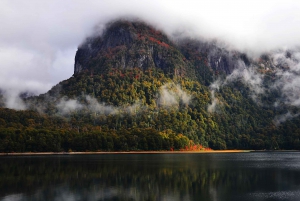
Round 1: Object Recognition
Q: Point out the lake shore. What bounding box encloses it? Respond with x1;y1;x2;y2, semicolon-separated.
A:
0;150;253;156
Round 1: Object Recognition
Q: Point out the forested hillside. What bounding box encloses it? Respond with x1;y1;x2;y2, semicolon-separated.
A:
1;20;300;152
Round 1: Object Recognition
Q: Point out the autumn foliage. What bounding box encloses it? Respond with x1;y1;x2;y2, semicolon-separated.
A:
179;143;212;151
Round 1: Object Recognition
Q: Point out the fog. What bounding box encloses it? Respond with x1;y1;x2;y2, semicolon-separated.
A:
1;0;300;112
158;83;192;107
206;47;300;124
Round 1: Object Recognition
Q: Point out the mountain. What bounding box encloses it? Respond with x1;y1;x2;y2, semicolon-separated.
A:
74;20;193;78
1;19;300;152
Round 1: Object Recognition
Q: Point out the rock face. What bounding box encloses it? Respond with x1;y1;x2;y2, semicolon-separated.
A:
74;20;189;77
74;20;254;78
205;43;244;74
180;39;251;74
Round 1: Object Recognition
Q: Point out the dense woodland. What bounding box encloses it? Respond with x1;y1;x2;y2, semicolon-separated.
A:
1;67;300;152
1;20;300;152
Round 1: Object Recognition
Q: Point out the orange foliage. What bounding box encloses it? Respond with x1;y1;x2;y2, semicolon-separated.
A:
204;147;213;151
148;37;169;48
180;144;212;151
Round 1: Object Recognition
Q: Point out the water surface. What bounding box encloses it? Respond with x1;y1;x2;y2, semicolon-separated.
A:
1;152;300;201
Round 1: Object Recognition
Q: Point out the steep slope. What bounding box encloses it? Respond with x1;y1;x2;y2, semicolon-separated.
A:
74;20;196;79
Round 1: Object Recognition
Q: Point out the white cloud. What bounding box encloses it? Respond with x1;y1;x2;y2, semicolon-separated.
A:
56;98;83;115
158;83;192;107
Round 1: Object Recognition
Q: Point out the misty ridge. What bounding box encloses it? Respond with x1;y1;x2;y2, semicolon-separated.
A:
0;82;192;118
2;0;300;111
205;45;300;123
54;82;192;116
2;9;300;151
1;17;300;125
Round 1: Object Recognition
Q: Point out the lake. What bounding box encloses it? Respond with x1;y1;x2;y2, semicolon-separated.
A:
1;152;300;201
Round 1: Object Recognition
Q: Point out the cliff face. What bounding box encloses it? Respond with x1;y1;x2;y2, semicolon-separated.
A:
74;21;190;78
74;20;257;80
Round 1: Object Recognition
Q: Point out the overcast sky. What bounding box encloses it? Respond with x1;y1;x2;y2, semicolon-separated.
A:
1;0;300;95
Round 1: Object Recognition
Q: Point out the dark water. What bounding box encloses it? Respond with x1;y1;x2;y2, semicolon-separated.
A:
1;152;300;201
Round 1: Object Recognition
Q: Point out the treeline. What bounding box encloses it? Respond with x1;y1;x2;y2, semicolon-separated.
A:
0;127;193;152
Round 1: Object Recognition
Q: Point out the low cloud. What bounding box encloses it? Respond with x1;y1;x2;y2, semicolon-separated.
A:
206;46;300;124
207;79;222;113
157;83;192;107
56;98;83;115
226;61;265;101
207;60;265;112
271;48;300;107
274;111;299;126
55;95;142;116
1;90;26;110
55;83;192;116
207;90;218;113
2;82;191;115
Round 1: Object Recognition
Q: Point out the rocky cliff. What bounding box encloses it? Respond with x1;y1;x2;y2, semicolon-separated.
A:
74;20;191;78
74;20;262;83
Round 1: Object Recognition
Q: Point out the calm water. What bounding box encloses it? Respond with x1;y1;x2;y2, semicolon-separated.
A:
1;152;300;201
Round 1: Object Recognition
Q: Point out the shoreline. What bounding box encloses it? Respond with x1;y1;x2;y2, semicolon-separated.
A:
1;150;299;156
0;150;252;156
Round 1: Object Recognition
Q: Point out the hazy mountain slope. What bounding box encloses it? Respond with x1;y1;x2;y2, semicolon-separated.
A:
74;20;196;79
1;20;300;152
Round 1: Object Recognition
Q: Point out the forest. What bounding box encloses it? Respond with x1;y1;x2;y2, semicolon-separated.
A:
1;20;300;152
1;67;300;152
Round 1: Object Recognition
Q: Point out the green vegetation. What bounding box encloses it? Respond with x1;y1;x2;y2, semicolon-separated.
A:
1;67;300;152
1;20;300;152
0;68;208;152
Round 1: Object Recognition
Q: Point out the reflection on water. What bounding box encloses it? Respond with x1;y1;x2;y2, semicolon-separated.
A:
1;152;300;201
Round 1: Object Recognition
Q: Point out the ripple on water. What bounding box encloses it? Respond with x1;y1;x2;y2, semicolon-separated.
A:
1;194;23;201
246;191;300;201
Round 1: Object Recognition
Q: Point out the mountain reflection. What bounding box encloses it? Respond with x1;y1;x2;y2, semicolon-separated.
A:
1;153;300;201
